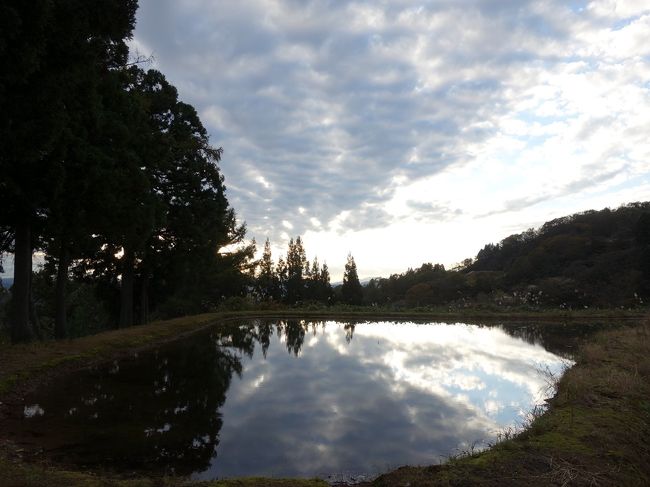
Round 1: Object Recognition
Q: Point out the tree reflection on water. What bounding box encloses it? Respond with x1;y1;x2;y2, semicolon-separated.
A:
13;324;255;474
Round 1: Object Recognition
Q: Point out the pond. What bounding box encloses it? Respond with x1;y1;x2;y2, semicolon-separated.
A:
6;319;596;482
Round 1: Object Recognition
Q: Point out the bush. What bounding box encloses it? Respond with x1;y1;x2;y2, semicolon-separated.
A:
216;295;255;312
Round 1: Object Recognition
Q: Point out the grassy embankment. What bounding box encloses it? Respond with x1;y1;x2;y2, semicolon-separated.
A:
0;308;648;486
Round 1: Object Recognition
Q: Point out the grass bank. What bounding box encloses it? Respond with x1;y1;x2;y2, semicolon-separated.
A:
0;309;648;486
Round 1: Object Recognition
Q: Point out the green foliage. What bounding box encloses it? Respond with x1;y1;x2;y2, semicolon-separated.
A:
285;237;307;303
256;239;279;301
16;270;113;339
217;296;256;312
364;262;449;306
0;0;138;340
64;283;112;338
253;237;332;306
469;202;650;307
0;284;8;342
365;203;650;310
341;253;363;305
54;65;256;326
1;2;255;339
636;213;650;245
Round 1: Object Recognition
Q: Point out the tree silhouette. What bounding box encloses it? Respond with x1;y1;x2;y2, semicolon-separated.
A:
341;253;363;305
256;238;278;301
0;0;138;342
1;3;256;339
285;237;307;304
21;324;252;475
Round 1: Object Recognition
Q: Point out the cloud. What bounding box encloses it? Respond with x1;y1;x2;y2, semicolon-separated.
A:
131;0;650;276
482;164;627;216
406;201;463;222
337;205;395;232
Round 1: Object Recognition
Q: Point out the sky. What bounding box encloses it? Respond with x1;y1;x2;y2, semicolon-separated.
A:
126;1;648;281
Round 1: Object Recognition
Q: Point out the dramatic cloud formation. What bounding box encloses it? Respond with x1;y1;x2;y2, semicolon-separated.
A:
130;0;650;279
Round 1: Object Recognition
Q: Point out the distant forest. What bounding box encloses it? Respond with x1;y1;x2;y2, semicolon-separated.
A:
254;202;650;311
363;202;650;310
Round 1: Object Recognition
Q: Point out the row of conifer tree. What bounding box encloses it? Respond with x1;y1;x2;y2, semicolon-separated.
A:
253;237;363;306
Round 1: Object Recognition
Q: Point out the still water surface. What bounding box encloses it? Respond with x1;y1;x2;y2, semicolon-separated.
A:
11;320;585;481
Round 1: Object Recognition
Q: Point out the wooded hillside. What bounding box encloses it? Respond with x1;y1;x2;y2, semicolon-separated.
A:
364;202;650;309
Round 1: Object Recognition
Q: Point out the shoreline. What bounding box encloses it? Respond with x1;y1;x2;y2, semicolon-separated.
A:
0;309;647;486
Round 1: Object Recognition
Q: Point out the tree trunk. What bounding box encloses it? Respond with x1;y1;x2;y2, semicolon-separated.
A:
139;274;149;325
29;284;43;341
119;248;134;328
11;222;33;343
54;243;69;339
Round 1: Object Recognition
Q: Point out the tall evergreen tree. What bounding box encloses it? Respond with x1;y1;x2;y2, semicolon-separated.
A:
68;65;159;328
45;62;149;336
0;0;138;342
342;253;363;305
129;67;251;318
74;67;253;322
0;2;59;340
276;257;288;300
319;262;333;303
1;1;256;336
310;257;320;281
285;237;307;304
257;238;278;301
303;257;333;303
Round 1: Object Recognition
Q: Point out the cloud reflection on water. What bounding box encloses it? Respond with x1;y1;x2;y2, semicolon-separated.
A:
197;321;569;479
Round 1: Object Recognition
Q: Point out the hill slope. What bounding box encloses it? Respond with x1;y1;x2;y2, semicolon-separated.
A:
365;202;650;308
